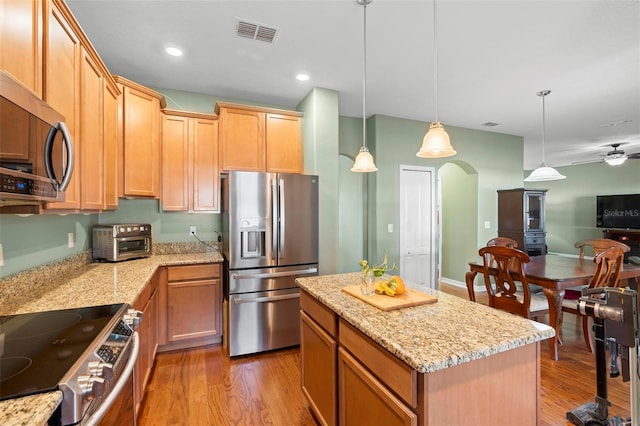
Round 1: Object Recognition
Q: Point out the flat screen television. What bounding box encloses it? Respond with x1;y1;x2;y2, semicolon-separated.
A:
596;194;640;229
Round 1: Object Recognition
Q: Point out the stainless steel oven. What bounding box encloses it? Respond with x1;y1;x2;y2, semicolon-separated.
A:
0;304;141;426
92;224;152;262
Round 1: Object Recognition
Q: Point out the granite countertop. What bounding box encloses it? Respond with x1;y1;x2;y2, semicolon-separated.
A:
0;250;223;426
297;272;555;374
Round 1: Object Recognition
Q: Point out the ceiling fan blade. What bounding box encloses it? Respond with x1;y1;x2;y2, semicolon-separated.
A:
627;152;640;159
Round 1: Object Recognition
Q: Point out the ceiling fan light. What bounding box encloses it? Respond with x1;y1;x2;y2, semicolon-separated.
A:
351;146;378;172
417;122;457;158
524;165;567;182
605;155;627;166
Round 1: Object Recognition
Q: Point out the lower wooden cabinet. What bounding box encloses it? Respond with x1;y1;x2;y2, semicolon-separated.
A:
158;263;223;351
338;347;417;426
132;269;159;415
301;310;337;426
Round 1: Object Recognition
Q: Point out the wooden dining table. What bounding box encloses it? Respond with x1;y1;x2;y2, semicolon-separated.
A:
466;254;640;360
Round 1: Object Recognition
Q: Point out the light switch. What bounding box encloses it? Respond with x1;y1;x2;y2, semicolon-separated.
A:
388;224;393;233
68;232;74;248
484;221;491;229
0;243;4;266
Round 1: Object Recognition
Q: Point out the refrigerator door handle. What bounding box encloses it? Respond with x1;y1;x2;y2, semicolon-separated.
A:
232;292;300;304
231;267;318;280
278;178;285;260
272;177;279;262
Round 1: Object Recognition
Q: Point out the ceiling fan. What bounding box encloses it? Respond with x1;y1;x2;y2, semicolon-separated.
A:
602;143;640;166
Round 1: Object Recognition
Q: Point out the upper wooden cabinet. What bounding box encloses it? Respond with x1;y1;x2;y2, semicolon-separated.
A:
78;47;104;210
115;76;165;198
161;110;220;212
216;102;303;173
42;0;80;210
0;0;43;98
103;79;119;210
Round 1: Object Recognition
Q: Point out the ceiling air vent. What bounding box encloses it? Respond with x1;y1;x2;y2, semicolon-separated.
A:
236;19;279;43
482;122;499;127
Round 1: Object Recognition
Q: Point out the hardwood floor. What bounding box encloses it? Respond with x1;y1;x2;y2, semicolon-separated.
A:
138;284;633;426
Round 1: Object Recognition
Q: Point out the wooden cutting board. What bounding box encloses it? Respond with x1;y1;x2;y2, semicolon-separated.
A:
341;285;438;311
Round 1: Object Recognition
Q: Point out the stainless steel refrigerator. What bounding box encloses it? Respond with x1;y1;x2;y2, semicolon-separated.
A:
222;171;319;356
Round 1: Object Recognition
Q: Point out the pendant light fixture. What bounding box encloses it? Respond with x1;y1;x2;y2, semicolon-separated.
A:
524;90;566;182
351;0;377;173
416;0;456;159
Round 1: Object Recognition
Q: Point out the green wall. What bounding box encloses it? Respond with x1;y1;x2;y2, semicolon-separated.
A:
3;82;638;286
526;161;640;256
0;199;220;278
365;115;524;282
297;88;340;275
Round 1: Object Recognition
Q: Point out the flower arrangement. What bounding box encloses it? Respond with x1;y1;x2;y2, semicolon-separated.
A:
358;252;398;277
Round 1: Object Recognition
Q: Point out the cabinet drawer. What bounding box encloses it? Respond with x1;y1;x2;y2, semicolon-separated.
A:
338;347;417;426
524;235;545;246
301;290;337;338
167;263;220;281
339;319;417;408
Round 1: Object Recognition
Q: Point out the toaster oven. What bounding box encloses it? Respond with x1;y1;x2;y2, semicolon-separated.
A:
92;224;152;262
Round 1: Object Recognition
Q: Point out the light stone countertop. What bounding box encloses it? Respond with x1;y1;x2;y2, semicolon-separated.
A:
297;272;555;374
0;250;223;426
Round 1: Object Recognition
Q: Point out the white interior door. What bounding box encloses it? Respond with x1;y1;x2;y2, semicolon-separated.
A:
399;165;436;287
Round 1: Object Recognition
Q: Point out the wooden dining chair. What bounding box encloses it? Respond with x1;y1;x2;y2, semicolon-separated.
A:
565;239;631;299
575;238;630;260
467;237;519;302
478;245;549;320
561;246;626;352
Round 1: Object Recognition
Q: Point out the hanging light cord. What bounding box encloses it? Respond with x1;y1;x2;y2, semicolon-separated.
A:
538;90;550;165
433;0;439;123
362;0;368;149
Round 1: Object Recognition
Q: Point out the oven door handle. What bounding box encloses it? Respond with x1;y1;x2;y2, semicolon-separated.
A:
84;331;140;426
233;292;300;304
232;267;318;280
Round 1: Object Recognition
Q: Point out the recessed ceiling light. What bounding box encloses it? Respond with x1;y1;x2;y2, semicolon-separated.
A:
166;47;183;57
296;73;310;81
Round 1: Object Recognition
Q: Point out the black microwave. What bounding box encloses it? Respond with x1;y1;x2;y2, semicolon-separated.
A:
0;71;74;206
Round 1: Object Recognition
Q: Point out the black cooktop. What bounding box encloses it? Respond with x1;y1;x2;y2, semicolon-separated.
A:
0;304;125;401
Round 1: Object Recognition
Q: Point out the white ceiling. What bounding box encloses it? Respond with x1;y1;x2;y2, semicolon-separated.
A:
66;0;640;170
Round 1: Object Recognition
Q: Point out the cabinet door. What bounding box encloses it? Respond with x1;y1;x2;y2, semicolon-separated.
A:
103;82;119;210
167;278;221;341
43;0;80;210
161;114;190;211
525;191;545;233
219;107;265;172
338;347;417;426
78;47;104;210
301;311;337;426
121;85;160;197
0;0;42;97
0;94;33;161
266;113;303;173
192;118;219;211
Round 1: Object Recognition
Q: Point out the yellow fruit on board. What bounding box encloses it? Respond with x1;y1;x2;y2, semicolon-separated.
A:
389;276;405;295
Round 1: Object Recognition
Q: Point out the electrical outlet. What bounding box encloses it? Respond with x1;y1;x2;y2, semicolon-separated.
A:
190;226;197;236
484;221;491;229
0;243;4;267
68;232;74;248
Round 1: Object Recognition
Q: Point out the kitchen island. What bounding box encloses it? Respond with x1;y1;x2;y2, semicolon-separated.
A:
0;250;222;426
297;273;555;426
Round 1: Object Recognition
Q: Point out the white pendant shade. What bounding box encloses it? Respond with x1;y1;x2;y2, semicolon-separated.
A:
524;165;566;182
416;122;456;158
351;147;378;172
